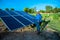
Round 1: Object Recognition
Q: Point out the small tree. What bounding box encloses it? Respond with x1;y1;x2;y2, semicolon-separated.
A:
11;8;14;10
29;8;35;13
5;8;9;10
57;8;60;12
39;10;45;13
24;8;29;13
29;9;32;13
46;6;53;13
53;7;58;13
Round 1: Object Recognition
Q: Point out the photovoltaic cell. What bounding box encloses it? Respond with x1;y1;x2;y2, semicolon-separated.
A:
0;10;20;17
0;10;10;17
7;10;18;16
14;16;32;26
16;11;35;18
1;16;24;31
15;11;35;22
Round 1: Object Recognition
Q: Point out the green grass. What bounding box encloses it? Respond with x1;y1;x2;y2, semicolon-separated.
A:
30;13;60;32
42;13;60;32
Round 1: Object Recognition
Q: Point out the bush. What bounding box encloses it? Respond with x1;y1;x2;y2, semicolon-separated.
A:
10;8;14;10
5;8;9;10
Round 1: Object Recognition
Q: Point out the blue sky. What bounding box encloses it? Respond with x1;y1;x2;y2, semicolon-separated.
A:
0;0;60;11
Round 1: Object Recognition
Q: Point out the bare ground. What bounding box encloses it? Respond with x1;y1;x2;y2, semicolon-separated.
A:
0;21;60;40
0;30;60;40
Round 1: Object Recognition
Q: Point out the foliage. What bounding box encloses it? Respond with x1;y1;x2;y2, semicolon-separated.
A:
24;8;36;13
31;13;60;31
45;6;60;13
46;6;53;13
29;9;32;13
10;8;14;10
0;20;1;21
57;8;60;12
53;7;58;13
24;6;60;13
5;8;9;10
39;10;45;13
29;8;35;13
24;8;29;13
42;13;60;31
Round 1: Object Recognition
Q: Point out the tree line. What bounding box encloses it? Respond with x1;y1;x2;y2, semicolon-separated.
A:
0;6;60;13
24;6;60;13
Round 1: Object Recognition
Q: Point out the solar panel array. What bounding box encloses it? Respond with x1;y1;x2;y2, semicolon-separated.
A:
0;10;35;31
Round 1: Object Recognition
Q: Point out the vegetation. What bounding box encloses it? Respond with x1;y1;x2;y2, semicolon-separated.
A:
46;6;53;13
31;13;60;32
48;13;60;32
24;6;60;13
0;19;1;22
29;8;35;13
24;8;29;13
5;8;9;10
10;8;14;10
39;10;45;13
24;8;36;13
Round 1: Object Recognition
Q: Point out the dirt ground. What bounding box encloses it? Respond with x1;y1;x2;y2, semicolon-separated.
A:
0;30;60;40
0;21;60;40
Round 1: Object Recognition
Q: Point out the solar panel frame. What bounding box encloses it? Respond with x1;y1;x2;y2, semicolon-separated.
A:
0;17;11;31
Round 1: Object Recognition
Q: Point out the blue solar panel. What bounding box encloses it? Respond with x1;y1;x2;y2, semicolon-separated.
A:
0;10;20;17
14;16;32;26
0;10;10;17
7;10;18;16
15;11;35;22
16;11;35;18
1;16;24;31
0;10;35;31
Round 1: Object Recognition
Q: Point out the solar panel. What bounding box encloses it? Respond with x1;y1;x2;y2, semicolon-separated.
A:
1;16;24;31
14;16;32;25
0;10;20;17
9;10;34;24
7;10;18;16
14;11;35;23
0;10;35;31
0;10;10;17
16;11;35;18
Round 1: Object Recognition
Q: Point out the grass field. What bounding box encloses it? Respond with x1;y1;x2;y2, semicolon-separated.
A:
30;13;60;32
